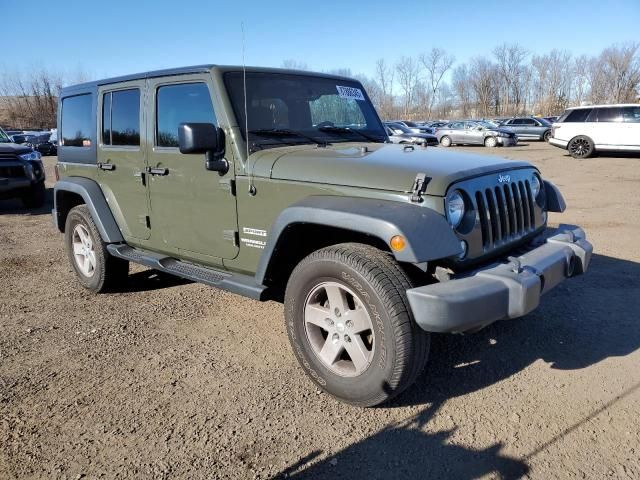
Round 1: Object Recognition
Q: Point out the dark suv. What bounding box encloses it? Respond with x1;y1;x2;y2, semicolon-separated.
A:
0;128;46;208
501;117;552;142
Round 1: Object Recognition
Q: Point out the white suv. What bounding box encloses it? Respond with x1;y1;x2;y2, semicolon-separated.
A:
549;104;640;158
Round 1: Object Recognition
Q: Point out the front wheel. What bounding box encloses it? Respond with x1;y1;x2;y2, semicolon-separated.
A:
440;135;452;147
284;243;430;407
543;130;552;142
568;135;594;159
484;136;497;148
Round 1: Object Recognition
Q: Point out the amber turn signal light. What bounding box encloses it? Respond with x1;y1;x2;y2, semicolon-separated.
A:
389;235;406;252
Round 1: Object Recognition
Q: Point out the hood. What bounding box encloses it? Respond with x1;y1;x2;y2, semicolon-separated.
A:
262;142;533;196
0;142;33;155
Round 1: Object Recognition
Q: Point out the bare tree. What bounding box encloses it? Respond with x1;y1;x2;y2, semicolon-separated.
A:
395;56;420;118
469;58;498;117
600;42;640;103
419;48;455;119
493;43;528;114
452;64;473;118
375;58;395;119
281;59;309;71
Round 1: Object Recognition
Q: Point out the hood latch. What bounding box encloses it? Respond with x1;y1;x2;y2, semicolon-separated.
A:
410;173;431;203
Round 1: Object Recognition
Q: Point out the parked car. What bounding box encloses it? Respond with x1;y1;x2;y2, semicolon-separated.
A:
25;133;57;156
543;116;559;124
385;123;438;146
549;104;640;158
426;121;448;129
0;127;46;207
436;120;518;147
500;117;552;141
52;64;591;407
389;121;434;135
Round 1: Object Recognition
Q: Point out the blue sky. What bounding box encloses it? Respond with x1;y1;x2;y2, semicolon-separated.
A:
3;0;639;82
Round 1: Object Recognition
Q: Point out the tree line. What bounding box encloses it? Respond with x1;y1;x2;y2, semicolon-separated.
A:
287;41;640;121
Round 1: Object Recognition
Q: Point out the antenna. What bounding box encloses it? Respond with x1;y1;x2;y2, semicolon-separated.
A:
241;22;256;196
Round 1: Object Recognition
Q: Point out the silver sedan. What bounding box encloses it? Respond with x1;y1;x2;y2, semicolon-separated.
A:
435;121;518;147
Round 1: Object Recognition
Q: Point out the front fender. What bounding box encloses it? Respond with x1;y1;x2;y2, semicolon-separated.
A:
255;196;461;284
53;177;124;243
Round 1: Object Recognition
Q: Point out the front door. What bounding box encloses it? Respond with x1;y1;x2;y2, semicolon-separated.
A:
97;81;150;240
146;76;239;262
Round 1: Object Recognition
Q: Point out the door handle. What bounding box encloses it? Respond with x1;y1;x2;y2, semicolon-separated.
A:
146;167;169;176
98;162;115;171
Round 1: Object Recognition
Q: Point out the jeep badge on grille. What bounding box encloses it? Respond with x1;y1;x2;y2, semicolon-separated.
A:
498;174;511;183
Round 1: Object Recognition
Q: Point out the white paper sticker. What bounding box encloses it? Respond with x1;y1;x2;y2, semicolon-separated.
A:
336;85;365;101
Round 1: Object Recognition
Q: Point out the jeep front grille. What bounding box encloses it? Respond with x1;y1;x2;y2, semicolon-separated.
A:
475;180;536;249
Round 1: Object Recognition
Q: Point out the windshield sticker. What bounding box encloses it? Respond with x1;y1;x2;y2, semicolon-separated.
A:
336;85;365;102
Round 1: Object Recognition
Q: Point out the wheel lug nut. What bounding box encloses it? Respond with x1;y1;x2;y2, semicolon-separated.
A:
345;320;353;329
325;318;334;326
344;335;351;343
331;333;340;344
334;308;341;318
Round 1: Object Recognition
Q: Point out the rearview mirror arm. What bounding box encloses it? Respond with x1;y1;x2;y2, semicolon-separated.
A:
205;150;229;175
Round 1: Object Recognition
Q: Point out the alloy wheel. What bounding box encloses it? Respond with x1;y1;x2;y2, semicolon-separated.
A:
72;224;96;277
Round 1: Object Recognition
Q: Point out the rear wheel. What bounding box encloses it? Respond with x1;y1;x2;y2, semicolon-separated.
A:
568;135;594;159
484;136;497;148
284;243;430;407
64;205;129;292
440;135;452;147
543;130;552;142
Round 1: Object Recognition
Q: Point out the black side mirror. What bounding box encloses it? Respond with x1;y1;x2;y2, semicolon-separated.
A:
178;123;228;174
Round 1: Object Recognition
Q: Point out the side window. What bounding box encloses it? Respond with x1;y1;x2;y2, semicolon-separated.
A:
61;94;92;147
510;119;523;125
564;109;592;123
521;118;536;125
596;107;623;123
102;89;140;146
623;106;640;123
156;83;216;148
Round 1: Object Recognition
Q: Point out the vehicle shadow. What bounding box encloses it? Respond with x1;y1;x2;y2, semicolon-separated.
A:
0;187;53;216
276;404;528;479
118;269;192;293
276;253;639;479
394;253;640;407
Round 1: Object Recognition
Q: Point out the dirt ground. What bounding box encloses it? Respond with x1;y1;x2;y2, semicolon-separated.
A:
1;142;639;480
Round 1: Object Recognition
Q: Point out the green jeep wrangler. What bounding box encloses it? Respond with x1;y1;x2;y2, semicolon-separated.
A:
52;65;592;407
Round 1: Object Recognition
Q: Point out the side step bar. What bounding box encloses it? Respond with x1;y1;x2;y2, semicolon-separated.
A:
106;244;267;300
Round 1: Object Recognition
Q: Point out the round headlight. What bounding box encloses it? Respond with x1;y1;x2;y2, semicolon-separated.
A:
530;174;541;198
446;190;465;228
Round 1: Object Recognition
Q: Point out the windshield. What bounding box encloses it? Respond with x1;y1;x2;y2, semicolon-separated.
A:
225;72;386;151
476;121;498;129
388;123;411;134
537;117;552;126
0;129;11;143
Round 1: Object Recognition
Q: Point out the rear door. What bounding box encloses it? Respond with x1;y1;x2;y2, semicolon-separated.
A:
97;81;150;240
146;75;239;262
587;107;624;145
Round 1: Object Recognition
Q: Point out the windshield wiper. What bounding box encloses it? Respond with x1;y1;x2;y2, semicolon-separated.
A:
249;128;328;147
317;125;384;143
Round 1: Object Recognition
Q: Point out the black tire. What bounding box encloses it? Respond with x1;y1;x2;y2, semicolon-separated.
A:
568;135;594;159
543;130;552;142
440;135;452;147
64;205;129;293
21;181;46;208
284;243;430;407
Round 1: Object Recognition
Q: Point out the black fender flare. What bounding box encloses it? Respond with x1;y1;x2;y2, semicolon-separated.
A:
543;180;566;213
53;177;124;243
255;196;462;285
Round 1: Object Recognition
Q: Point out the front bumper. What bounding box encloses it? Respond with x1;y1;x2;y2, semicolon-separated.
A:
0;177;31;195
407;225;592;333
549;137;568;149
497;136;518;146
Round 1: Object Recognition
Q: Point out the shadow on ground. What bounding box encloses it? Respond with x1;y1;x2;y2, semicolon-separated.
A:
0;187;53;216
276;253;640;479
118;269;192;293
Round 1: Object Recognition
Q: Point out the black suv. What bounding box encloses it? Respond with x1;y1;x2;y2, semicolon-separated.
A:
0;128;46;208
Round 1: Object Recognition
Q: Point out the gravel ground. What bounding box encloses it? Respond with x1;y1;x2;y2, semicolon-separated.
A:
1;142;639;479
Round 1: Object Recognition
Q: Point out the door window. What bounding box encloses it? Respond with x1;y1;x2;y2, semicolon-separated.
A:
623;106;640;123
564;109;592;122
587;107;623;123
156;83;217;147
102;89;141;146
520;118;536;125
